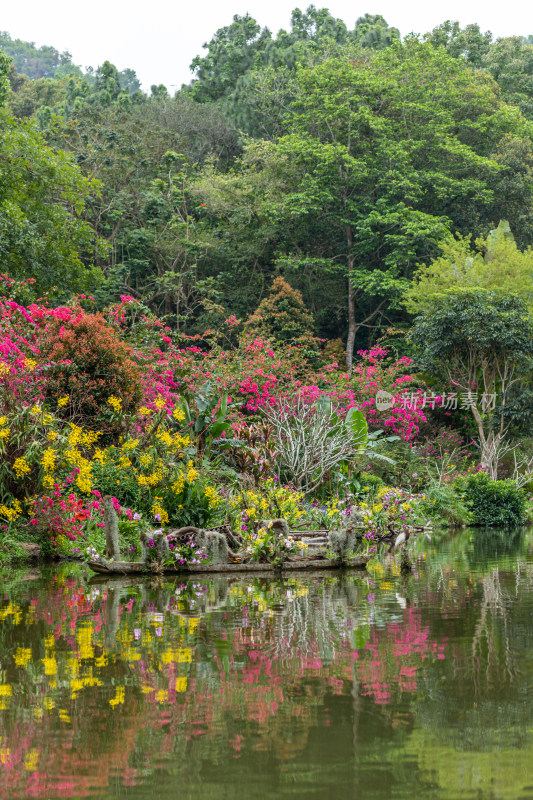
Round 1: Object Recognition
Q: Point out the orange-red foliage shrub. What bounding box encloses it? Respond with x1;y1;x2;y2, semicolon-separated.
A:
39;311;142;431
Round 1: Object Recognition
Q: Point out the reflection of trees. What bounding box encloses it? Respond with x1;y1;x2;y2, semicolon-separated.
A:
411;557;533;767
0;571;377;798
270;577;372;662
0;567;442;797
469;527;524;567
420;557;533;704
2;542;533;799
471;568;517;693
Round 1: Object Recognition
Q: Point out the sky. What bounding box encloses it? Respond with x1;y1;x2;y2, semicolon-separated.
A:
2;0;533;91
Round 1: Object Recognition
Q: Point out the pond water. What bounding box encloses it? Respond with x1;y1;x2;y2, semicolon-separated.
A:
1;529;533;800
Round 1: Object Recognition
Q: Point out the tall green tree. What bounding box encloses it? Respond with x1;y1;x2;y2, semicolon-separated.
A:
482;37;533;120
0;72;105;296
198;40;529;367
283;40;533;365
189;14;271;103
352;14;400;50
188;6;402;136
410;290;533;478
403;221;533;313
424;20;493;66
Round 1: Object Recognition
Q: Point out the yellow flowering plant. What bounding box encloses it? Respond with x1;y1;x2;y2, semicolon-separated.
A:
107;396;122;413
302;497;345;529
0;393;218;536
90;423;218;528
227;478;305;534
148;461;221;528
358;486;428;545
77;401;228;531
0;403;66;507
243;520;307;565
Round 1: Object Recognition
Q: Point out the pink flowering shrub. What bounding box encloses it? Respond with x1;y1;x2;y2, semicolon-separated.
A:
284;347;432;442
0;299;45;410
1;295;431;445
330;346;431;441
29;491;93;548
1;288;448;542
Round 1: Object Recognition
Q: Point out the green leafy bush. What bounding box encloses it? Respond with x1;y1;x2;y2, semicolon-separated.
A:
419;481;470;528
360;473;386;492
463;472;526;527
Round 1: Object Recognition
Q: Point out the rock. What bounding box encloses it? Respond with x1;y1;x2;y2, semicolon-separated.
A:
19;542;41;559
259;519;291;538
196;530;231;563
19;571;41;581
328;529;358;561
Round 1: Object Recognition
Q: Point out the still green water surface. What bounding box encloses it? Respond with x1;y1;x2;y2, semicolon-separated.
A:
2;529;533;799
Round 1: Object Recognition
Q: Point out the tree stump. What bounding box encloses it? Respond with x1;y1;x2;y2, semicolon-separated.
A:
103;496;121;561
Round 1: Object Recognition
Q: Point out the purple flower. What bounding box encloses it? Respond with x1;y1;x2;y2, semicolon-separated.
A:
133;512;141;521
134;628;141;640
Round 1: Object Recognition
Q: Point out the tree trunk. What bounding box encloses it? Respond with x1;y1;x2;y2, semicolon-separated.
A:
346;222;356;371
471;404;504;479
346;276;357;371
480;432;504;480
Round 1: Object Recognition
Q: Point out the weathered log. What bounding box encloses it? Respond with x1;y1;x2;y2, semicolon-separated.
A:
89;560;145;574
103;496;120;560
166;526;201;540
166;526;239;561
88;554;371;575
289;530;329;539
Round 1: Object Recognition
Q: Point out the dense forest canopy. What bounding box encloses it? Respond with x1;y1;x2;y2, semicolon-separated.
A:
3;8;533;364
